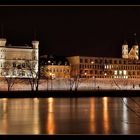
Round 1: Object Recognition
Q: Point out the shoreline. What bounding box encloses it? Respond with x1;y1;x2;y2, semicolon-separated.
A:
0;90;140;98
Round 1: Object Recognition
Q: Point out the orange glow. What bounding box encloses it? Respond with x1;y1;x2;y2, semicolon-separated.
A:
103;97;109;134
33;98;40;134
47;98;55;134
0;98;8;134
90;98;96;133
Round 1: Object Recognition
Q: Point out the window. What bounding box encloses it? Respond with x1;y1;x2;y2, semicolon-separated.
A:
95;70;97;74
114;60;117;64
60;68;62;72
119;70;122;75
114;70;117;75
90;70;93;74
95;59;98;64
119;60;122;64
80;58;83;63
85;59;88;63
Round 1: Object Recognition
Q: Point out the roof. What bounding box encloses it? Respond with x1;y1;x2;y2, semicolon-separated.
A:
40;55;70;66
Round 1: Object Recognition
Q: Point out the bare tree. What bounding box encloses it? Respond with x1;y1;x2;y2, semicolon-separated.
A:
67;74;83;91
25;60;40;91
3;61;18;91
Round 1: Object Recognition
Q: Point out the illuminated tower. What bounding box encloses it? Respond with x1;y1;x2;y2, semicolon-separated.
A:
128;33;139;60
0;38;6;46
132;33;139;60
122;40;128;59
32;40;39;73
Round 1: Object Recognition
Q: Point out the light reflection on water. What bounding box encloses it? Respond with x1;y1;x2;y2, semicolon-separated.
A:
47;97;55;134
102;97;109;134
0;97;140;134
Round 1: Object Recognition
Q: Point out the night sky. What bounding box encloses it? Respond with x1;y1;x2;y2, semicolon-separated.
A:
0;6;140;58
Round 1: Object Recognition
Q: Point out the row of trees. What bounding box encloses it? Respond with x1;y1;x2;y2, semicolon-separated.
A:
3;60;39;91
2;60;84;91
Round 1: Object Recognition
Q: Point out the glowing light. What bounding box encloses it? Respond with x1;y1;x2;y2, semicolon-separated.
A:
90;98;96;133
33;98;40;134
114;70;117;75
122;98;128;133
119;70;122;75
103;97;109;134
123;70;127;75
47;97;55;134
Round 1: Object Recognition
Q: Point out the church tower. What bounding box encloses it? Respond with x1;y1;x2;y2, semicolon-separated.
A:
128;33;139;60
32;40;39;73
122;40;128;59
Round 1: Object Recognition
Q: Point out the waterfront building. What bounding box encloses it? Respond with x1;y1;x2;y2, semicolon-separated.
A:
67;34;140;79
0;38;39;78
40;55;70;79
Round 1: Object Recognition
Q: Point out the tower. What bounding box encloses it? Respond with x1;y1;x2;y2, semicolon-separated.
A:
0;38;6;46
32;40;39;73
122;40;128;59
128;33;139;60
132;33;139;60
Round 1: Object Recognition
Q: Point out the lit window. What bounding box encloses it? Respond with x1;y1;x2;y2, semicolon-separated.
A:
123;70;127;75
114;70;117;75
119;70;122;75
107;65;109;69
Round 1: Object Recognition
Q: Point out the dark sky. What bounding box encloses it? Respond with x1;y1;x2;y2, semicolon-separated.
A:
0;6;140;57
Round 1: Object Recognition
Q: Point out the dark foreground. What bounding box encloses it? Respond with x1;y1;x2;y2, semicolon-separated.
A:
0;90;140;98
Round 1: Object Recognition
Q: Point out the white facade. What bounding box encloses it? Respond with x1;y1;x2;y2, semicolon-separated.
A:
0;38;39;78
122;43;128;59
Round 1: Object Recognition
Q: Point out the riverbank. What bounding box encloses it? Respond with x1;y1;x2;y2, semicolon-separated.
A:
0;90;140;98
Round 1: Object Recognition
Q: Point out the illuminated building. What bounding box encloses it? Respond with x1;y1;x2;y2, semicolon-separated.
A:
0;38;39;78
40;55;70;79
67;34;140;79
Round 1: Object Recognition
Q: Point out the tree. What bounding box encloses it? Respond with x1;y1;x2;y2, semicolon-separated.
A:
25;60;40;91
3;61;18;91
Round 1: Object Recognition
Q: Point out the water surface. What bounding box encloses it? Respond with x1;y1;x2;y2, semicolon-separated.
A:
0;97;140;134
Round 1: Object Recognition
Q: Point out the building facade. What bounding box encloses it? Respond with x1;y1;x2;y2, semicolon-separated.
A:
0;38;39;78
67;34;140;79
40;55;70;79
67;56;140;79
